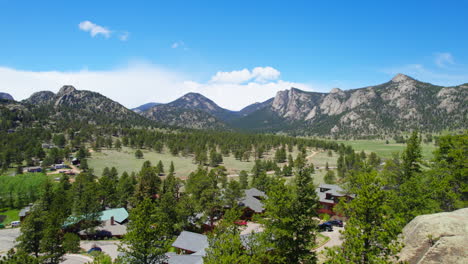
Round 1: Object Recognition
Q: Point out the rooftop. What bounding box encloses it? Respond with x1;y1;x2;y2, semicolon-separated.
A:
172;231;208;254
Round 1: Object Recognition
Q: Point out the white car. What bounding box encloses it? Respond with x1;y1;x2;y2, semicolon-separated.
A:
11;221;20;227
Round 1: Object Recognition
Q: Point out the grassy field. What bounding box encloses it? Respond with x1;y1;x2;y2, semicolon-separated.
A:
88;147;258;177
0;209;20;225
335;140;436;160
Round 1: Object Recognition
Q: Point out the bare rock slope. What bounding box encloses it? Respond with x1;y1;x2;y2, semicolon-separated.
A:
399;208;468;264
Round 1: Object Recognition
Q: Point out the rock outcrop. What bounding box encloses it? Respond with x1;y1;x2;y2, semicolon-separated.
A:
399;208;468;264
0;92;14;101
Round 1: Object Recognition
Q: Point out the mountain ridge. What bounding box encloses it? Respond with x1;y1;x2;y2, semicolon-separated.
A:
136;74;467;135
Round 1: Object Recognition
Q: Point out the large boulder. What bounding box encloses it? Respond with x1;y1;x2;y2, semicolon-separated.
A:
399;208;468;264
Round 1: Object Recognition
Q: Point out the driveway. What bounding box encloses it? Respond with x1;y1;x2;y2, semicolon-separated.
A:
0;228;21;255
80;240;121;260
61;254;93;264
315;226;344;252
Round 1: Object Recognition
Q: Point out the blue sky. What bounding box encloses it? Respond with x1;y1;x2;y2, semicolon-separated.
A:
0;0;467;110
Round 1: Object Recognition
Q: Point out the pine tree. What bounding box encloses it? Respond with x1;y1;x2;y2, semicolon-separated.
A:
326;171;403;264
239;170;249;189
135;149;144;159
119;198;169;264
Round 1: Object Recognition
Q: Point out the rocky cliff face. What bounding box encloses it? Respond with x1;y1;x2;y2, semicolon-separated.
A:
245;74;467;136
399;208;468;264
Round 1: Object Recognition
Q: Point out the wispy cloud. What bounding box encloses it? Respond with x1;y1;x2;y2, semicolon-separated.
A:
434;52;455;68
171;41;188;50
0;63;313;111
119;31;129;41
210;67;281;84
78;21;111;38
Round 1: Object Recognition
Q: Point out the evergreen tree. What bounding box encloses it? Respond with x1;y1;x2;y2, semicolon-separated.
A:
326;171;403;264
239;170;249;189
117;171;136;209
119;198;169;264
324;170;336;184
401;131;422;180
156;160;164;175
135;149;144;159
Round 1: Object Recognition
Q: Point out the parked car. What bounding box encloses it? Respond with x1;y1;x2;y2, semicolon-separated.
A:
318;222;333;232
11;221;20;227
327;220;344;227
0;223;5;229
87;246;102;254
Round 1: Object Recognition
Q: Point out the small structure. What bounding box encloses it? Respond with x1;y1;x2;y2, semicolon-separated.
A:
19;205;32;221
41;143;56;149
172;231;208;255
239;188;268;219
316;184;355;215
75;208;129;239
53;164;68;170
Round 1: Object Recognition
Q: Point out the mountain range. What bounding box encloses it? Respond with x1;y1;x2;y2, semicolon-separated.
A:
1;74;466;136
135;74;467;136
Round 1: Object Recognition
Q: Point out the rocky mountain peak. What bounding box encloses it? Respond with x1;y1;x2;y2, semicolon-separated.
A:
0;92;14;101
330;87;343;94
391;73;414;83
57;85;77;96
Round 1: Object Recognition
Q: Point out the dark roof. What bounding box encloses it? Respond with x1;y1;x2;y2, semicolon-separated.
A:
316;184;355;203
172;231;208;254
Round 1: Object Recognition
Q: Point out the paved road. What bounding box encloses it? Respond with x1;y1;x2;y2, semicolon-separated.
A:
316;226;344;252
0;228;21;255
80;240;121;260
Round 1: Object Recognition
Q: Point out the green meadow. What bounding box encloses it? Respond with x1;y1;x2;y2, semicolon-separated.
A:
335;140;436;160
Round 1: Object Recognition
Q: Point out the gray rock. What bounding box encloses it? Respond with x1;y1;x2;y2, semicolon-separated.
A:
399;208;468;264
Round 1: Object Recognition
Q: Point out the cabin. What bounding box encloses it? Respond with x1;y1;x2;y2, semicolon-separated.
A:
172;231;208;255
19;205;32;221
316;184;355;215
239;188;267;219
72;208;129;239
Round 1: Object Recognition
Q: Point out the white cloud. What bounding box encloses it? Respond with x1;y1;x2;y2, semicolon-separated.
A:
434;52;454;68
78;21;111;38
0;64;313;111
210;67;281;84
171;41;185;49
119;32;129;41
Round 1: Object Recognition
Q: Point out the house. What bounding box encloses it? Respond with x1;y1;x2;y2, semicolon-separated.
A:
73;208;129;238
19;205;32;221
53;164;68;170
316;184;355;215
172;231;208;255
239;188;268;219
